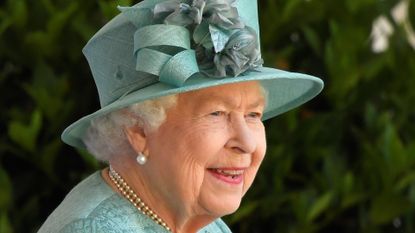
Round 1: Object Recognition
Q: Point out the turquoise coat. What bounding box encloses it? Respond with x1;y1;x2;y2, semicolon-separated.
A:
38;172;232;233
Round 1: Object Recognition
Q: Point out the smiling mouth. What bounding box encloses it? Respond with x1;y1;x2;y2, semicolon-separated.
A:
207;168;245;184
215;169;243;178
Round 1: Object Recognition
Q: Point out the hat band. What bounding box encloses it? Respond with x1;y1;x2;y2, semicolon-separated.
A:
133;24;200;87
118;0;263;87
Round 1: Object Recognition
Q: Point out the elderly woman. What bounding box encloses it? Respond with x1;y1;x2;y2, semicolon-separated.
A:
39;0;323;232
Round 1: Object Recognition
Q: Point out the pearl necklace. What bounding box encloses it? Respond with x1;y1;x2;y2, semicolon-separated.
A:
108;166;171;232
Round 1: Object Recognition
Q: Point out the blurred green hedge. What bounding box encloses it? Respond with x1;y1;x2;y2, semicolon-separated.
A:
1;0;415;232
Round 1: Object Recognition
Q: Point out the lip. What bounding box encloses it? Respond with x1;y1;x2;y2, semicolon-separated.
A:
207;167;246;185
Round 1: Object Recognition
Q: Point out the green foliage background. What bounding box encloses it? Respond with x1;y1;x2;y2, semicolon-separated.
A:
1;0;414;232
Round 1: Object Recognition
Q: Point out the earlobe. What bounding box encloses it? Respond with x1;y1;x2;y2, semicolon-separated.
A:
124;125;149;156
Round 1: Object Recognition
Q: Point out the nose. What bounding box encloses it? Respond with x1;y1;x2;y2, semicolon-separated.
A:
225;113;257;154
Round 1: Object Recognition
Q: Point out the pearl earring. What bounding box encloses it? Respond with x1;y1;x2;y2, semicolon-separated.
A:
136;152;147;165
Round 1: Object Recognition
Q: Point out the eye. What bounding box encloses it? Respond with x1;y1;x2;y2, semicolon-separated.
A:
210;111;226;117
246;112;262;119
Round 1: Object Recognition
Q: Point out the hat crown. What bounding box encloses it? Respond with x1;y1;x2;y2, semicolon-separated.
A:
83;0;260;107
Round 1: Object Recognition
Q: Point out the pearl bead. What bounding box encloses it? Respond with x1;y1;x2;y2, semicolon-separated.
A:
136;154;147;165
108;166;170;232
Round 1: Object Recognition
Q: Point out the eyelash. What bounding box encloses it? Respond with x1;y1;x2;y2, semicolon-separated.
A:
210;111;226;117
247;112;262;119
209;111;262;119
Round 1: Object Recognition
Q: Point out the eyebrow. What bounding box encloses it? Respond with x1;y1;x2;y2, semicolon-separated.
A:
199;95;265;110
248;98;266;109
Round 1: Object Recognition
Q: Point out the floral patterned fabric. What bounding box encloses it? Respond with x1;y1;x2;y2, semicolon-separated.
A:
119;0;263;80
38;172;232;233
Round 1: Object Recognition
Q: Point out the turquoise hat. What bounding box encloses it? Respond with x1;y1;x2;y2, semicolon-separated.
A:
62;0;324;149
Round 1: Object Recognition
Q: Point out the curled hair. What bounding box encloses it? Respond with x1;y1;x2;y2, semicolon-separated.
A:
82;95;177;161
83;82;268;161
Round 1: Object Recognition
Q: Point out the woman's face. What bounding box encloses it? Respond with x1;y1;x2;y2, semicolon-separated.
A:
144;81;266;219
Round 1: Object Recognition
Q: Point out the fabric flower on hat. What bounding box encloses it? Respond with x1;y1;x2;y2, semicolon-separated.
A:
153;0;263;77
154;0;206;26
154;0;243;29
200;0;244;30
213;27;263;76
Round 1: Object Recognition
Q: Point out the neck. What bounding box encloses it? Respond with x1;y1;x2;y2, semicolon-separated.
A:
104;155;217;233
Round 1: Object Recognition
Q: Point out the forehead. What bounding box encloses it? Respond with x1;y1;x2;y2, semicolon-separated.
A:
178;81;264;107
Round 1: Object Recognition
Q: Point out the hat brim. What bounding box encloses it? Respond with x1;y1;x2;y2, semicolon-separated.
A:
62;66;323;149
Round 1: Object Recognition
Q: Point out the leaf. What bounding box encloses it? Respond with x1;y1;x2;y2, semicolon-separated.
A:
99;0;133;20
341;193;366;209
0;212;12;233
394;172;415;192
306;192;334;223
281;0;303;22
409;183;415;204
379;121;408;180
0;11;12;36
0;169;12;210
71;14;97;41
10;0;28;28
46;2;78;36
40;139;62;176
23;62;69;122
8;110;42;152
369;193;411;225
302;26;322;56
342;172;355;194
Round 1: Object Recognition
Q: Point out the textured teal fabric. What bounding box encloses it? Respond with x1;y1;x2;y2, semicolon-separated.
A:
38;172;232;233
120;0;262;78
61;0;324;149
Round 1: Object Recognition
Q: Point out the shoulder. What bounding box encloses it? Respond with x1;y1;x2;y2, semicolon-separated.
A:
38;171;155;233
59;216;232;233
39;172;231;233
58;194;167;233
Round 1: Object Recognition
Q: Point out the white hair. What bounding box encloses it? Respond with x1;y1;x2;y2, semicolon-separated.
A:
83;83;268;162
82;95;178;161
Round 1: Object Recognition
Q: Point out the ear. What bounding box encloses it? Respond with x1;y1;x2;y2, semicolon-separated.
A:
124;124;149;156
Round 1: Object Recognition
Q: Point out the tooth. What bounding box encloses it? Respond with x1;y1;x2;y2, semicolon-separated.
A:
213;169;243;176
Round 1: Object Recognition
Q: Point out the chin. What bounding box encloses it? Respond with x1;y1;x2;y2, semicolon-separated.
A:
206;196;242;217
199;172;247;217
222;204;241;216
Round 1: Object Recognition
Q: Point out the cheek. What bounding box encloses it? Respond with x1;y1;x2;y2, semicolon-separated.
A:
243;126;267;193
250;123;267;162
178;122;229;162
242;153;265;195
156;122;229;186
172;153;206;197
256;132;267;163
151;139;207;206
